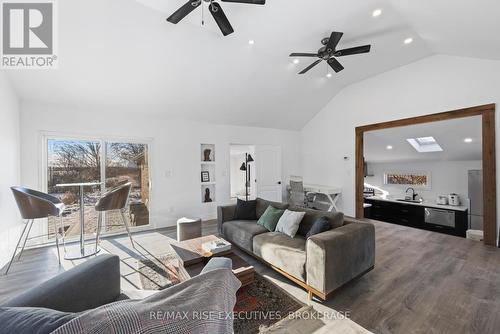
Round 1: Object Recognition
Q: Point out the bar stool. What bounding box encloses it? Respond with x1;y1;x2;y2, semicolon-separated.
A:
7;186;66;274
95;182;135;250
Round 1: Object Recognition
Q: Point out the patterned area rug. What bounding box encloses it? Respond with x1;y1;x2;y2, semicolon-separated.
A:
233;274;304;334
136;255;304;334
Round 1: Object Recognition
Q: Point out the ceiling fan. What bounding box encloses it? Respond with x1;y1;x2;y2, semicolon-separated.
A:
167;0;266;36
290;31;371;74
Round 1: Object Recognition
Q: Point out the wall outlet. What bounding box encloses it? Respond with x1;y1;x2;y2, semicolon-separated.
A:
165;170;172;178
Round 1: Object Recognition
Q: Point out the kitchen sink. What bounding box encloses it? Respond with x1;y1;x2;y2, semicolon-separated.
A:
396;199;422;203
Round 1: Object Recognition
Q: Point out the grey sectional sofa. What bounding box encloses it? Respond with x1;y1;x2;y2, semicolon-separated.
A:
217;198;375;300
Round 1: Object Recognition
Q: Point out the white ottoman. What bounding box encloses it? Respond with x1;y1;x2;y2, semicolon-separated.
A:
177;217;202;241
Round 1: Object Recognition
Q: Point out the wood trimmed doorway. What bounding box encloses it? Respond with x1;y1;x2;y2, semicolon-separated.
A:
355;104;497;246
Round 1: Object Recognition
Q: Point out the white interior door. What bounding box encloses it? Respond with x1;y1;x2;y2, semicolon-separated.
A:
256;145;282;202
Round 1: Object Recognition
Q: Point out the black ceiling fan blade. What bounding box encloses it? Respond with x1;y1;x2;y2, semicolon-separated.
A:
299;59;322;74
335;45;371;57
221;0;266;4
327;57;344;73
326;31;343;53
289;53;318;57
209;2;234;36
167;0;201;24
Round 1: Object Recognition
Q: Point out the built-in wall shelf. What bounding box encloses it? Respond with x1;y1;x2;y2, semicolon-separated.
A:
200;144;216;203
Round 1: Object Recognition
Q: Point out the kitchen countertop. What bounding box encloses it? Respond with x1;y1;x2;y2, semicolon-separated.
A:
365;196;469;212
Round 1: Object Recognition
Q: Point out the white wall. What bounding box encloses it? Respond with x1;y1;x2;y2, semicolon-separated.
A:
0;72;21;267
365;160;482;203
20;101;301;228
301;55;500;218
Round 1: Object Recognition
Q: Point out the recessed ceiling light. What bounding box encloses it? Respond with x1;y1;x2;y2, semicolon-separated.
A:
386;145;393;150
464;138;473;143
326;73;332;78
248;40;255;45
372;9;382;17
404;37;413;45
293;59;300;64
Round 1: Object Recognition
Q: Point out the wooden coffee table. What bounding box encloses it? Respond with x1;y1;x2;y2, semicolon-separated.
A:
171;235;255;287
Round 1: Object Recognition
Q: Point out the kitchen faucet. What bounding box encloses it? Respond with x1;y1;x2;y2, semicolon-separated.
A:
405;187;418;200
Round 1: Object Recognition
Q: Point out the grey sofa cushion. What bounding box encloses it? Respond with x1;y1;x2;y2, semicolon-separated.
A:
289;205;344;237
222;220;268;252
0;307;76;334
1;254;121;313
256;198;289;219
253;232;307;281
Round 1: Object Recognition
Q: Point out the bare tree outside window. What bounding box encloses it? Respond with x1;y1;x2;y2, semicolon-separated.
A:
47;139;150;239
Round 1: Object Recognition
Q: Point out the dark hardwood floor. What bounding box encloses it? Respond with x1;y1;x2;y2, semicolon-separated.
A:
1;219;500;334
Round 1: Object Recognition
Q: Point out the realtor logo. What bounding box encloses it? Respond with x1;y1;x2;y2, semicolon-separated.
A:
1;0;58;69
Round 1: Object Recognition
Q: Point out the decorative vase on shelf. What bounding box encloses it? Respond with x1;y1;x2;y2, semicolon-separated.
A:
203;149;212;162
204;188;213;203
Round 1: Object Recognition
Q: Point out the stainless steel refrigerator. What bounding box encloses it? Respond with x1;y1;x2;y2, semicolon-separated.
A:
468;170;483;230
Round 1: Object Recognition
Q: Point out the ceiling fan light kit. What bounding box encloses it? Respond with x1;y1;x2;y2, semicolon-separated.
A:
290;31;371;75
166;0;266;36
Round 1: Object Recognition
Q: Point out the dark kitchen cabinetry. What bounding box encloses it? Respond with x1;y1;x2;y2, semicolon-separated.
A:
364;198;467;237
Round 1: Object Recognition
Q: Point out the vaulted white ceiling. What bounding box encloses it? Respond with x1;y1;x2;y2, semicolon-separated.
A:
364;116;482;163
4;0;500;130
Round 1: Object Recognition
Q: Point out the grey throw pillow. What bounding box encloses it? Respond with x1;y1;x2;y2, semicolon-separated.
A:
0;307;76;334
275;209;306;238
306;216;331;238
233;199;257;220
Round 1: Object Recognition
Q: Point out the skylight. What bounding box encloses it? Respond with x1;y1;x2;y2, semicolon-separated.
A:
407;136;443;153
415;136;436;145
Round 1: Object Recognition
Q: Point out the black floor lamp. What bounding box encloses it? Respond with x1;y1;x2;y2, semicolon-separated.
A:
240;153;254;201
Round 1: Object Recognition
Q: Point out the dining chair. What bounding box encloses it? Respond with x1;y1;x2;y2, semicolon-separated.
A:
7;186;66;274
289;180;307;207
94;182;135;250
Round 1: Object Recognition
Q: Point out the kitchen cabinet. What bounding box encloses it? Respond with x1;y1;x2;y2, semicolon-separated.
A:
364;198;468;237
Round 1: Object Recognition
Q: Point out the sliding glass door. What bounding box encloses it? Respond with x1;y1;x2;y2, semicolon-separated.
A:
104;142;150;232
47;139;101;238
46;137;150;239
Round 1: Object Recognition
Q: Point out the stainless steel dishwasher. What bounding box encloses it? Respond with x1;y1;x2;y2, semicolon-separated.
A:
424;208;455;228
